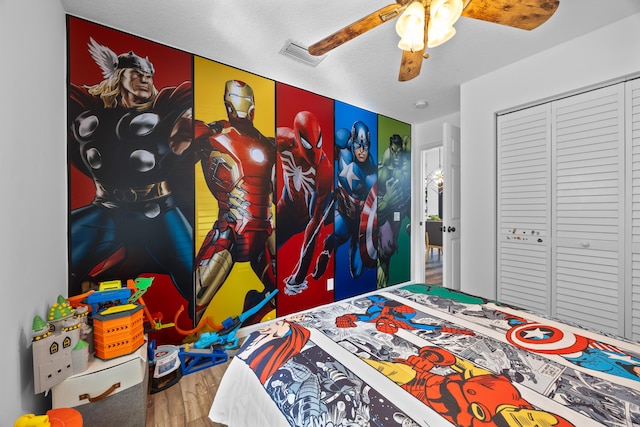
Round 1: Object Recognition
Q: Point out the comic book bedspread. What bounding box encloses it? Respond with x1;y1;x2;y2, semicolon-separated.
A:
209;284;640;427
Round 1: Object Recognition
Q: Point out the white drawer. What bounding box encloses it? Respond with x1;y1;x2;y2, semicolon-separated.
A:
52;340;147;409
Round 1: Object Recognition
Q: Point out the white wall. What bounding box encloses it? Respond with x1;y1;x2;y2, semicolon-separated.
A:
0;0;67;422
460;13;640;299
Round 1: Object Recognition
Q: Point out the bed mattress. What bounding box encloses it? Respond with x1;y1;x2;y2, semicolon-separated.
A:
210;284;640;427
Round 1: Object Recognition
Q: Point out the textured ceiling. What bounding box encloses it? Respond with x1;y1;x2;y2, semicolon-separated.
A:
61;0;640;124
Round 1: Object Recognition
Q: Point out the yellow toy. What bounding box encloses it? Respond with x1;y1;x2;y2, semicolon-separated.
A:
14;408;82;427
14;414;50;427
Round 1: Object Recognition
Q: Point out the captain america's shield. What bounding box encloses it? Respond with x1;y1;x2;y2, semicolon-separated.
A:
506;322;589;355
359;183;378;269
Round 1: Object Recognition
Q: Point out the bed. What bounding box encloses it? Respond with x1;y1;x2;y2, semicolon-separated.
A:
209;284;640;427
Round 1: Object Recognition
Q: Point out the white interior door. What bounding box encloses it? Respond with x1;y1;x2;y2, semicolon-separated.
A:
419;148;429;283
443;123;461;289
627;78;640;341
496;103;552;314
551;83;625;336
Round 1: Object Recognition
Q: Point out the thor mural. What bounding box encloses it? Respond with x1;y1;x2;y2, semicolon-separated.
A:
67;17;197;341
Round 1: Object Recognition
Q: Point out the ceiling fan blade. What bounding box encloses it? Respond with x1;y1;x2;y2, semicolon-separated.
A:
398;14;429;82
308;3;405;56
398;49;424;81
461;0;560;30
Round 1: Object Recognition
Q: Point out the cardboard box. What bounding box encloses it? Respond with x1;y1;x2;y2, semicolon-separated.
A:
52;339;148;427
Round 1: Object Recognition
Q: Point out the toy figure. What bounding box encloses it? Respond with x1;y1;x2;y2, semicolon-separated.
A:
376;134;411;287
335;295;474;335
14;408;82;427
194;290;278;350
276;111;333;295
313;121;377;280
193;80;277;321
364;346;575;427
68;38;195;319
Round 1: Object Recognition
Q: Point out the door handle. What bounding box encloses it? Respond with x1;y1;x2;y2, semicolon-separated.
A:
448;226;456;232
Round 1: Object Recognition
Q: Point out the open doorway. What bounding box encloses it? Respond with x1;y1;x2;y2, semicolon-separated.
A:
421;147;443;286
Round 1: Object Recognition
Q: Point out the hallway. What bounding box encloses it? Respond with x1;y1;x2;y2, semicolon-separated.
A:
424;248;443;286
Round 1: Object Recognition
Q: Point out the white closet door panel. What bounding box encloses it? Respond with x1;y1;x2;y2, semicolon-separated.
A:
627;78;640;340
556;132;622;152
500;178;546;191
499;240;549;309
555;245;620;333
632;254;640;340
556;140;618;160
555;226;618;241
497;104;551;313
552;84;625;336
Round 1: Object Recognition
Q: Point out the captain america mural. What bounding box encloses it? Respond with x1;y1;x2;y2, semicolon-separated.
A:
67;16;196;343
313;102;378;300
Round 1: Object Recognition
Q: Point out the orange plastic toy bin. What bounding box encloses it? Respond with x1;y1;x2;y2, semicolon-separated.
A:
92;305;145;360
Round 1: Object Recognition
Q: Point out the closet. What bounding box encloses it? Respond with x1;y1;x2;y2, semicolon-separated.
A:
497;78;640;340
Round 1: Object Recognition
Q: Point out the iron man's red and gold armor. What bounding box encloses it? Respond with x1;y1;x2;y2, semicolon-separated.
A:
366;346;574;427
194;80;276;320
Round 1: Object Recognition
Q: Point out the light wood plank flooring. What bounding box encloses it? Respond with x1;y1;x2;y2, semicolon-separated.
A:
146;359;231;427
425;248;443;286
146;258;442;426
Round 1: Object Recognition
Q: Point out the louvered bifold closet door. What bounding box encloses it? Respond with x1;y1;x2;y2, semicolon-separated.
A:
627;78;640;341
497;104;552;313
552;84;625;336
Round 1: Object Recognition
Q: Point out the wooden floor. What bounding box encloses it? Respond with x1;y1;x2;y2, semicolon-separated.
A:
146;359;231;427
146;255;442;426
425;248;443;286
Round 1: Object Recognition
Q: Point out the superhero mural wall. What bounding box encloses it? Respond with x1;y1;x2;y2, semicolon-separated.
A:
193;58;277;327
317;102;379;301
275;84;335;316
67;17;196;343
377;116;412;288
67;17;411;340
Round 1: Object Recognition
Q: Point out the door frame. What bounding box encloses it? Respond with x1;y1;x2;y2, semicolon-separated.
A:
417;143;443;283
442;122;461;290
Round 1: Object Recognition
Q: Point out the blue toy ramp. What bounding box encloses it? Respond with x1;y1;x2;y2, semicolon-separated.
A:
178;346;228;375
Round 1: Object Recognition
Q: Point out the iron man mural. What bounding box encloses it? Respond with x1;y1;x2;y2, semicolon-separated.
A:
194;79;277;324
193;59;277;326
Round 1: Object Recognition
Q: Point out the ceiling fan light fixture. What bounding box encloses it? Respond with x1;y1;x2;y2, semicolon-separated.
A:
427;23;456;48
430;0;463;27
427;0;462;48
395;1;426;52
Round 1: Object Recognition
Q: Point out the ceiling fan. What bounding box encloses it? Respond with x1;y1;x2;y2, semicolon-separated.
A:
307;0;560;82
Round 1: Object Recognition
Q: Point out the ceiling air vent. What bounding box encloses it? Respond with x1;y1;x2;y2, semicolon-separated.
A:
279;39;326;67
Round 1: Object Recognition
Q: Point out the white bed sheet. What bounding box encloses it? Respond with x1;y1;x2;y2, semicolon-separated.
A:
208;284;640;427
208;356;290;427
